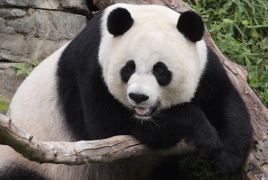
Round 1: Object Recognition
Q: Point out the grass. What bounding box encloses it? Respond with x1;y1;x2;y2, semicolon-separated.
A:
179;152;236;180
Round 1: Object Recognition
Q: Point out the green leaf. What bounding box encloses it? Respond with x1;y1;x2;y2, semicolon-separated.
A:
26;67;33;75
251;30;260;38
17;70;23;76
242;20;249;25
0;95;10;110
248;72;256;79
29;60;40;67
12;63;25;70
256;59;263;65
223;19;234;24
0;104;9;110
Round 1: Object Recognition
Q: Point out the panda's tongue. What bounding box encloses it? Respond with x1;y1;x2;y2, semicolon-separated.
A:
135;107;150;116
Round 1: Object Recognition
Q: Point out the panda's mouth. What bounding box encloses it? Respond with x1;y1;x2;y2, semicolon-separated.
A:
134;107;153;116
133;104;158;118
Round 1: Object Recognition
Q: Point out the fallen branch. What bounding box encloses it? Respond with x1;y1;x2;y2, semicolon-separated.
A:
0;113;193;165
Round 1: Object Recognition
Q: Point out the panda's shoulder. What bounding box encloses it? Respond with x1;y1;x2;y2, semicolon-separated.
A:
194;46;236;101
58;11;104;72
205;46;230;80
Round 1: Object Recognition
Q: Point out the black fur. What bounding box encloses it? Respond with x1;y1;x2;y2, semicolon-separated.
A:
107;8;134;36
58;12;132;140
153;61;172;86
0;164;47;180
57;9;252;178
120;60;136;83
191;47;253;175
150;155;183;180
177;11;204;42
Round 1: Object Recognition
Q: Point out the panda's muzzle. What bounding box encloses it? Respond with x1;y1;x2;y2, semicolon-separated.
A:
128;93;158;117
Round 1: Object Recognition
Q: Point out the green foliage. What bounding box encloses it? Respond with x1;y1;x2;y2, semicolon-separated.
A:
12;59;40;76
179;152;235;180
185;0;268;107
0;95;10;110
0;59;40;110
12;63;33;76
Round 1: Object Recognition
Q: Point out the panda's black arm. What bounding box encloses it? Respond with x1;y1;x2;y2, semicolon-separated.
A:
191;47;253;175
130;103;223;155
205;90;253;176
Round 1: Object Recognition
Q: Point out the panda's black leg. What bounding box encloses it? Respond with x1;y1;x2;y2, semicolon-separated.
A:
149;155;183;180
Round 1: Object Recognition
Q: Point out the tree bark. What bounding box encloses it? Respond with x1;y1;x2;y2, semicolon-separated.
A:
1;0;267;179
0;113;193;165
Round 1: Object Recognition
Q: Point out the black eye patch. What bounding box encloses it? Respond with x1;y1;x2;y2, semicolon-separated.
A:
153;62;172;86
120;60;136;83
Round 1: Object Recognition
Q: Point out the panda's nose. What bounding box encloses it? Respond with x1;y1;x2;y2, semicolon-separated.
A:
129;93;149;104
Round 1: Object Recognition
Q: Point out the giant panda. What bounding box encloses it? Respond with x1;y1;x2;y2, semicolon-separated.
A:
0;3;252;180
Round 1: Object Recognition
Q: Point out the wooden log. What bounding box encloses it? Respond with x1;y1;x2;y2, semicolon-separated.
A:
0;113;193;165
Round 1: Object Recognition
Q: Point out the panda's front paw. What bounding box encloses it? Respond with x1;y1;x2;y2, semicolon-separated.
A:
212;151;244;176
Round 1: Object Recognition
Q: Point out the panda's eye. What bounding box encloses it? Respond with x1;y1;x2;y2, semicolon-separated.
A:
121;60;136;83
127;65;135;72
154;67;164;75
153;61;172;86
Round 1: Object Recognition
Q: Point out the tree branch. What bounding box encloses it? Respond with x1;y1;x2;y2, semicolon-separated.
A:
0;113;193;165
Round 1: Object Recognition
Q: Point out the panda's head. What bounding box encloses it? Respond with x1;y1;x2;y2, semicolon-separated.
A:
99;4;207;120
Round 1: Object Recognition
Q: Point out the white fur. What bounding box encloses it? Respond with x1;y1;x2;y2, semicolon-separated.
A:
99;4;208;113
127;73;159;108
9;42;71;141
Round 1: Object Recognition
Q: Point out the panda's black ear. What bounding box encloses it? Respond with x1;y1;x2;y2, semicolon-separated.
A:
177;11;204;42
107;7;134;36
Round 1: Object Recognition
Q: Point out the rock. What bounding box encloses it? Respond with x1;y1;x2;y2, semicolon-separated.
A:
0;9;27;19
1;9;87;62
0;1;89;112
0;0;89;11
0;0;60;9
61;0;89;10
